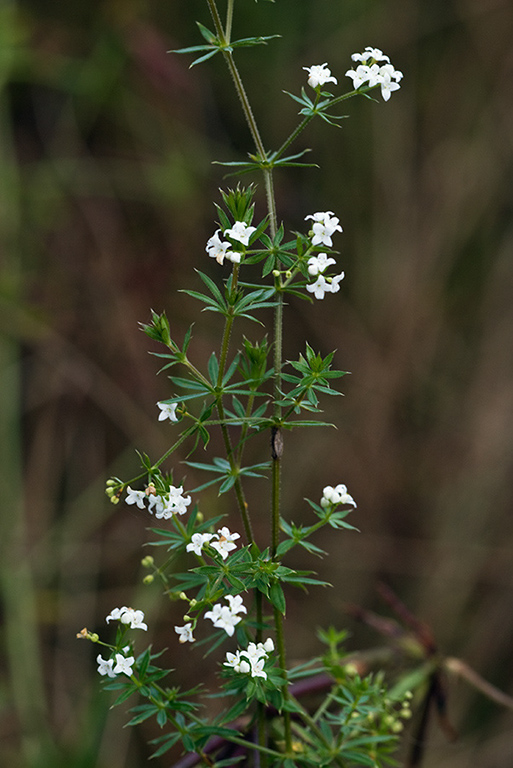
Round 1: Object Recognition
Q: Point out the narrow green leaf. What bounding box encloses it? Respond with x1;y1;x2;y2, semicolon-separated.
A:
207;352;219;385
269;582;286;615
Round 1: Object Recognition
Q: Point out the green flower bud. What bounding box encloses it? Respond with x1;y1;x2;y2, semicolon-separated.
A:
143;574;154;585
141;555;154;568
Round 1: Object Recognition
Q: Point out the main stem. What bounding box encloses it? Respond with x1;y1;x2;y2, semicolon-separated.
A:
207;0;291;753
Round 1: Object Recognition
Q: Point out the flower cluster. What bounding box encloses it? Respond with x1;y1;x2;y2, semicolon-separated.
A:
97;650;135;678
345;47;403;102
206;221;256;265
224;638;274;680
125;484;192;519
205;594;247;636
186;526;241;560
321;484;357;508
106;606;148;630
304;211;345;300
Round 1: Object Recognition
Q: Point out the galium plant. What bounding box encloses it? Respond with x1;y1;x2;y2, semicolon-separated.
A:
78;2;408;766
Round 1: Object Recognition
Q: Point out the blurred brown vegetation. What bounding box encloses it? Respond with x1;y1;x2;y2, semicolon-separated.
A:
2;0;513;766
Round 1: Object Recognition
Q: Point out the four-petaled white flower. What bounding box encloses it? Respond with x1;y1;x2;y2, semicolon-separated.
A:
224;221;256;247
205;605;236;636
113;652;135;676
225;594;247;616
303;63;337;89
106;606;148;630
327;272;345;294
125;487;146;509
306;274;331;300
249;657;267;680
307;253;337;276
157;401;179;422
204;594;246;637
186;532;216;556
175;623;195;643
305;211;343;247
378;71;401;102
206;229;239;265
210;526;241;560
97;654;116;678
321;483;357;508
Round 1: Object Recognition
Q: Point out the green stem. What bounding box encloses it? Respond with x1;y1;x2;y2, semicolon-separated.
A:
214;264;255;543
274;606;292;750
206;0;290;752
225;0;234;43
274;115;313;162
273;88;364;164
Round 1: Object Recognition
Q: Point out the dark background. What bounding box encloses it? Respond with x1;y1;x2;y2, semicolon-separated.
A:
2;0;513;765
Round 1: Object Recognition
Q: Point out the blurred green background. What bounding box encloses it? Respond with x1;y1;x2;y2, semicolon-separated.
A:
2;0;513;765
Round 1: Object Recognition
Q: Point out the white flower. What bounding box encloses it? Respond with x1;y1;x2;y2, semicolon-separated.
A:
380;63;403;82
210;527;240;560
206;229;237;265
204;602;223;624
204;604;242;636
307;253;337;276
225;594;247;616
106;606;148;630
224;651;251;674
157;401;179;422
321;483;357;508
106;606;125;623
204;595;246;637
125;487;146;509
186;532;217;556
345;65;368;90
249;657;267;680
261;637;275;653
113;652;135;676
97;654;116;678
306;274;331;300
175;623;195;643
147;493;164;516
224;221;256;246
119;608;148;631
379;71;401;102
305;211;343;247
327;272;345;293
303;63;337;89
243;642;268;663
351;47;390;64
